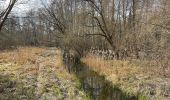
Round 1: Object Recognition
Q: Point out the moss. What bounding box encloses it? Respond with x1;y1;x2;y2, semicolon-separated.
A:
138;94;150;100
52;85;62;98
73;76;81;88
56;71;66;79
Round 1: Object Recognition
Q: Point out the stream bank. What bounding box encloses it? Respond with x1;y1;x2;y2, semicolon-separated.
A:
64;59;139;100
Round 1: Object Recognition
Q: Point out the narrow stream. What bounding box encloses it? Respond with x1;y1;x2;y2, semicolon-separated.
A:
64;60;137;100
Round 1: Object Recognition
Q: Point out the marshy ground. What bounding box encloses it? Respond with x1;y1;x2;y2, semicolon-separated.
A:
0;47;87;100
0;47;169;100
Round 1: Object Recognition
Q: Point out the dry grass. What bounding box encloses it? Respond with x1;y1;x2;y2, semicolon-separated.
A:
82;54;170;80
0;47;88;99
0;47;76;81
0;47;45;65
82;54;140;84
82;54;170;97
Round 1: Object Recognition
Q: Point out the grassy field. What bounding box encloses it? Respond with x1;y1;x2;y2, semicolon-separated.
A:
0;47;88;100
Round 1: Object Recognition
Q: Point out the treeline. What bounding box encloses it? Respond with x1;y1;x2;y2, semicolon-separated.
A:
0;0;170;60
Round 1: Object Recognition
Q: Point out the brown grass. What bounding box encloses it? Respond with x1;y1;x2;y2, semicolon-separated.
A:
0;47;88;99
0;47;76;81
82;53;170;79
82;54;140;84
0;47;45;65
82;54;170;98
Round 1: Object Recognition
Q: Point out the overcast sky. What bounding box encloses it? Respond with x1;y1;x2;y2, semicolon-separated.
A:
0;0;48;16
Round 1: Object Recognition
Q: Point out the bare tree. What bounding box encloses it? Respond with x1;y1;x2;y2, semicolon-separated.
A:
0;0;18;31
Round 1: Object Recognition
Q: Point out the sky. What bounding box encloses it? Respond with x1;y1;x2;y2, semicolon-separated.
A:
0;0;48;16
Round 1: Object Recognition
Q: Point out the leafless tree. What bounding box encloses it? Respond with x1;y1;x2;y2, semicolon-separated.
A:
0;0;18;31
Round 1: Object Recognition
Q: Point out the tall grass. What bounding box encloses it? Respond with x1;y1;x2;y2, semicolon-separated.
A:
0;47;45;65
82;54;140;83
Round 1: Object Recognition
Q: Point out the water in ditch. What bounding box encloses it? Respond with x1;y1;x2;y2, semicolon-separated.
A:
64;59;137;100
